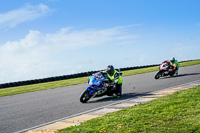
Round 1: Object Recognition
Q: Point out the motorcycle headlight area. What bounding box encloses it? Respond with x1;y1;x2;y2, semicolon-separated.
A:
89;80;101;86
89;81;93;85
93;80;101;85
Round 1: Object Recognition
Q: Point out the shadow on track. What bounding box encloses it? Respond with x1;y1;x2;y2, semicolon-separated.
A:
159;72;200;79
88;92;152;103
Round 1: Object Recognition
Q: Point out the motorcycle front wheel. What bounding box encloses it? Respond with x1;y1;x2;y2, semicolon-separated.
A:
155;71;162;79
80;90;91;103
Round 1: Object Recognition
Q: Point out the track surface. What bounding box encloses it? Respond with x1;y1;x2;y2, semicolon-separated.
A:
0;64;200;133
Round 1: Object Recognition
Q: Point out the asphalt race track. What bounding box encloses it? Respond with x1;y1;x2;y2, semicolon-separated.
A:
0;64;200;133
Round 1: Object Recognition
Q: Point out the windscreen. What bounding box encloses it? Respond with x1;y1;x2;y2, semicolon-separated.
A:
162;62;169;67
94;72;104;80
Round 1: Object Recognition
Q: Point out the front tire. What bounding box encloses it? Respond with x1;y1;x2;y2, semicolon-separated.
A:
80;90;91;103
155;71;162;79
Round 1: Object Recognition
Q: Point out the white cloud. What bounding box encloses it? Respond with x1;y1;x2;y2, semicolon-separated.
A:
80;59;93;64
0;25;139;83
139;54;147;62
0;3;52;28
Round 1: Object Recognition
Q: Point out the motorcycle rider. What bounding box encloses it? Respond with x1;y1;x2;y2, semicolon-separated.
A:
169;57;179;75
101;65;123;97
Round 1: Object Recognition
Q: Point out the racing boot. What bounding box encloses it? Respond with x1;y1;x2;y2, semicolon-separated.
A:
175;70;178;75
115;84;122;98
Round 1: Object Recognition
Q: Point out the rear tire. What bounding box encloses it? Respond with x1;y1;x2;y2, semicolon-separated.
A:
155;71;161;79
80;90;91;103
169;73;174;77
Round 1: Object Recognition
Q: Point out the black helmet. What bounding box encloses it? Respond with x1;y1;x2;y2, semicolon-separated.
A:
170;57;175;63
107;65;114;76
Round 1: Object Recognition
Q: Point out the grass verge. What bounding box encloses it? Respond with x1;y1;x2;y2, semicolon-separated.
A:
59;85;200;133
0;60;200;97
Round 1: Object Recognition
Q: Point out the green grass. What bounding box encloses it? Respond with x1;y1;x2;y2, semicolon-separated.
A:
59;85;200;133
0;60;200;97
0;77;89;97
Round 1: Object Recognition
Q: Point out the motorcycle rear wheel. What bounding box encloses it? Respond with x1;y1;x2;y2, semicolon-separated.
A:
169;73;174;77
80;90;91;103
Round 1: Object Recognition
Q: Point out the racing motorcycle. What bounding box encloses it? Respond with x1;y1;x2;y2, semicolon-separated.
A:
155;61;176;79
80;72;122;103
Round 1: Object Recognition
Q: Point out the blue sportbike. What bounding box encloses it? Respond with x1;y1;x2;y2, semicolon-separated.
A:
80;72;122;103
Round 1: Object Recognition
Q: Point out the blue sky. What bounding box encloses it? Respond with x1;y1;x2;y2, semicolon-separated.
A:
0;0;200;83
